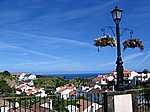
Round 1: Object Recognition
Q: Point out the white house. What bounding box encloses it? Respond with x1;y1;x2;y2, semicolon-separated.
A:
93;76;108;86
55;86;76;100
56;88;73;100
23;79;34;86
24;74;36;80
16;83;34;95
40;99;53;110
138;73;150;82
86;88;104;104
11;72;26;81
66;105;78;112
26;87;47;97
128;71;139;80
16;84;28;94
68;90;76;100
66;99;102;112
34;88;47;97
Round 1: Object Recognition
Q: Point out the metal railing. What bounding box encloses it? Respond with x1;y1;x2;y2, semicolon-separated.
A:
138;88;150;112
0;92;104;112
0;89;150;112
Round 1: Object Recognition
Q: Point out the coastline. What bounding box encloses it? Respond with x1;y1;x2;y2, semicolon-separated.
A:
43;72;108;80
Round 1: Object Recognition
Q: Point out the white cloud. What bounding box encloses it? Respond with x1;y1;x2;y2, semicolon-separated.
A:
139;51;150;64
99;61;115;67
0;29;92;48
123;53;144;61
98;52;144;67
0;41;79;63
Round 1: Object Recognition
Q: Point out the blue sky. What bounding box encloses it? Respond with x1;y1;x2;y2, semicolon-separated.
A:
0;0;150;74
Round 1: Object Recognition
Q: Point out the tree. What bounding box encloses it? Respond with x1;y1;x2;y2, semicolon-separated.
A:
143;69;149;74
3;70;11;76
0;70;11;76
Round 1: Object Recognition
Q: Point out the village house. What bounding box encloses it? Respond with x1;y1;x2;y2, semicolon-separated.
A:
86;88;105;104
14;72;47;98
68;90;76;100
16;84;33;94
76;87;104;104
11;72;26;81
11;72;36;81
33;88;47;97
55;86;76;100
24;73;36;80
16;84;47;97
23;79;34;86
66;99;102;112
94;69;145;89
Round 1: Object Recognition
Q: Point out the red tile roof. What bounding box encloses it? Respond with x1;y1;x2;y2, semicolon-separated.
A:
34;88;40;91
69;90;76;95
88;88;104;93
11;72;23;77
17;84;26;89
27;90;35;95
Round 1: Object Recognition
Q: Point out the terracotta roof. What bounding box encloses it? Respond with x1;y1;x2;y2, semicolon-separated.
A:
123;69;132;74
57;88;68;93
94;77;101;82
17;84;26;89
69;90;76;95
11;72;23;77
26;88;40;95
34;88;40;91
57;86;75;93
88;88;104;93
27;90;35;95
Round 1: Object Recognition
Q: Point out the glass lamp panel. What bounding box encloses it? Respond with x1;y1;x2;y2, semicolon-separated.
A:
116;11;122;19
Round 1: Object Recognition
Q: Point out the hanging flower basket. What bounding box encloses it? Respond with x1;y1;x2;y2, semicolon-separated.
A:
123;38;144;51
94;34;117;51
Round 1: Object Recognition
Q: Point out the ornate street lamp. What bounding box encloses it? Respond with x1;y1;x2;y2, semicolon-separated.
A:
111;6;125;91
94;6;144;91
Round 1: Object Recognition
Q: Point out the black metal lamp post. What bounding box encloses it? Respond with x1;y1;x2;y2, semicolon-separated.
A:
111;6;125;91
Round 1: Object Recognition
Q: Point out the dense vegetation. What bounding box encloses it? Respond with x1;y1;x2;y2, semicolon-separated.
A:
34;75;94;93
0;70;16;96
69;77;94;87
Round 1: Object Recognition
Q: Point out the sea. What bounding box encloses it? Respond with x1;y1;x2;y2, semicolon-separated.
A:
44;72;109;80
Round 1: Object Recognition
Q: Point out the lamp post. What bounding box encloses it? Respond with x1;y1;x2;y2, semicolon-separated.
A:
111;6;125;91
